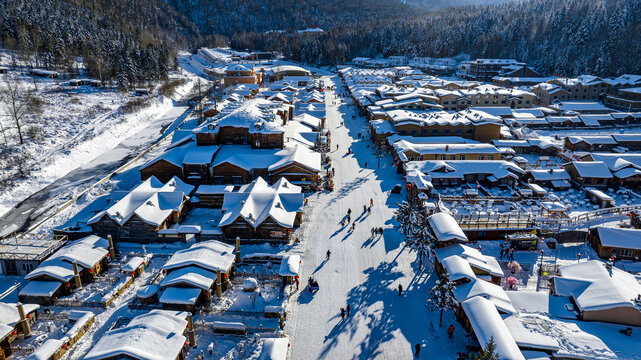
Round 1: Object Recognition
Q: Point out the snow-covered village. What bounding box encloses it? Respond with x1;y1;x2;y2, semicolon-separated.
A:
1;1;641;359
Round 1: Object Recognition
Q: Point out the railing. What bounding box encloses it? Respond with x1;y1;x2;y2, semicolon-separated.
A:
537;204;641;230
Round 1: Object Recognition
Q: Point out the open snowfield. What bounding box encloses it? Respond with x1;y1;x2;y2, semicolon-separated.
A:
284;76;464;359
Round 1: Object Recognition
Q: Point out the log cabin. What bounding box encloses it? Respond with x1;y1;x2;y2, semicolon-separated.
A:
219;177;304;242
89;177;194;243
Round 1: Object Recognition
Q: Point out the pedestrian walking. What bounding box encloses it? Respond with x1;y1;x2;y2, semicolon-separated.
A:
346;304;351;316
347;215;351;224
379;227;383;235
371;227;375;237
364;162;367;167
447;325;455;338
340;307;346;321
367;207;371;214
398;283;403;296
295;278;299;290
363;205;367;213
337;144;339;150
347;208;352;215
414;343;421;358
351;223;356;231
370;198;374;207
326;249;331;259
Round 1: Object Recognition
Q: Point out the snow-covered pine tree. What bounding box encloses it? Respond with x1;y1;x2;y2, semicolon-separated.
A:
427;275;457;326
407;209;435;270
394;193;422;238
474;336;500;360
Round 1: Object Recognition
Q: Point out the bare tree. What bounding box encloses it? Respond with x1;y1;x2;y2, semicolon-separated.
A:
0;77;35;145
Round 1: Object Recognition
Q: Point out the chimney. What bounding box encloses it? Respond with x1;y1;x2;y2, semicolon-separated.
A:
17;303;32;337
187;313;196;346
216;270;223;300
235;236;241;263
107;235;116;260
73;262;83;290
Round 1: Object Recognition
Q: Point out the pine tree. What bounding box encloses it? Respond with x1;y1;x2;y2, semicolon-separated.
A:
427;275;457;326
474;336;500;360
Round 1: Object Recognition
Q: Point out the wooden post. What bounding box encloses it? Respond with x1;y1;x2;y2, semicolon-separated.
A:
187;314;196;346
107;235;116;260
235;236;241;263
216;270;222;300
17;303;32;337
73;262;82;290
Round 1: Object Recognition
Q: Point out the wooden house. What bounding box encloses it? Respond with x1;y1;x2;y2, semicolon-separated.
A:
589;227;641;261
83;310;189;360
160;241;235;312
219;177;304;242
19;235;110;305
89;177;194;243
563;161;612;188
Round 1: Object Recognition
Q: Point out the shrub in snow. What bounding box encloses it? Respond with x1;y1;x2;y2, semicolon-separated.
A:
243;278;259;292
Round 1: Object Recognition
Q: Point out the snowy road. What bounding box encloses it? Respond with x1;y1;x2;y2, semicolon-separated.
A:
286;76;464;359
0;104;191;237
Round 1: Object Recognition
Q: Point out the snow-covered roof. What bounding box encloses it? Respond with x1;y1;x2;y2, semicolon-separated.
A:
503;315;560;352
26;339;64;360
453;279;517;315
0;302;40;326
388;135;478;145
196;185;235;195
596;227;641;250
18;281;62;297
554;260;641;312
428;212;468;243
25;235;109;282
461;297;524;360
219;177;304;229
540;201;567;212
394;141;502;159
88;176;193;227
163;240;235;273
255;337;289;360
569;161;612;178
122;256;145;273
528;169;570;182
84;310;188;360
434;244;503;277
405;160;524;181
278;255;300;277
0;323;12;341
441;255;476;282
159;287;201;305
161;265;217;290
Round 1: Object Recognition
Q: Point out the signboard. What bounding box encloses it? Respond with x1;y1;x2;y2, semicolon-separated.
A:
270;231;285;238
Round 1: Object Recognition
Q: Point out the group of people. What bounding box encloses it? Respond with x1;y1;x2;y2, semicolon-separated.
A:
339;304;351;320
499;245;515;261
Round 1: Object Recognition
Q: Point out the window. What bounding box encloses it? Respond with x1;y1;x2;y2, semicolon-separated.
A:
452;100;457;104
526;100;530;104
421;129;429;135
484;101;489;104
501;100;506;104
399;130;407;135
618;248;633;257
443;101;449;105
214;176;224;185
440;155;446;160
232;176;243;185
443;129;451;135
411;130;418;136
466;129;473;134
479;155;485;160
460;155;466;160
432;129;439;136
449;155;456;160
455;129;463;135
488;155;494;160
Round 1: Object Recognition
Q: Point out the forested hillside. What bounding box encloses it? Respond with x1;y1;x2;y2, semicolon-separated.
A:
1;0;640;81
164;0;413;36
0;0;201;87
230;0;641;77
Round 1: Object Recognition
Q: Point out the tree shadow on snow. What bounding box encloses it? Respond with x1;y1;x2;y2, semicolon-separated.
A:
318;253;435;360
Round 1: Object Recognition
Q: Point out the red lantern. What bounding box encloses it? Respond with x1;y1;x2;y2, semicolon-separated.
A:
223;274;228;278
66;283;71;287
12;330;17;335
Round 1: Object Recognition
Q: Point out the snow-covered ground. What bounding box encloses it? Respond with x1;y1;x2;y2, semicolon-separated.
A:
284;75;464;359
